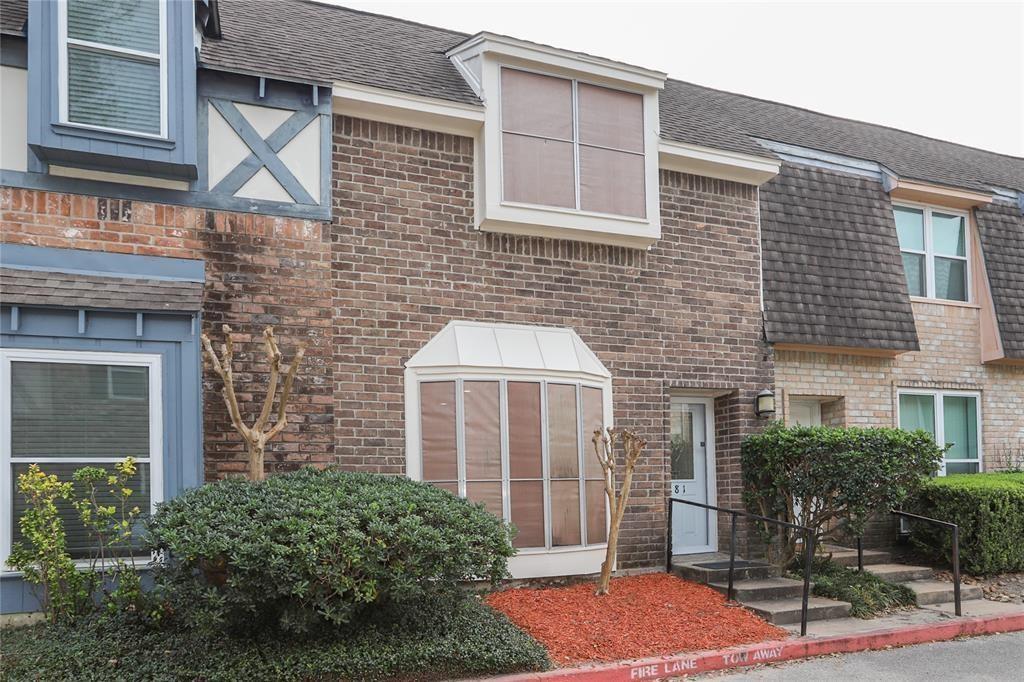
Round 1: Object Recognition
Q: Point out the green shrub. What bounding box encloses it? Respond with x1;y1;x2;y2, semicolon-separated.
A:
0;595;551;682
907;472;1024;575
796;558;916;618
742;424;944;565
146;468;515;633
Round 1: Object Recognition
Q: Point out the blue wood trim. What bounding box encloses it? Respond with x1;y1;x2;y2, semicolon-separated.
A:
209;100;316;205
77;309;86;334
10;306;19;331
1;243;205;282
320;113;332;209
209;106;318;196
0;169;331;221
136;313;145;337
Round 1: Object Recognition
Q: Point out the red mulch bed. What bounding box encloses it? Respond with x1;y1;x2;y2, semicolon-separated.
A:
485;573;788;666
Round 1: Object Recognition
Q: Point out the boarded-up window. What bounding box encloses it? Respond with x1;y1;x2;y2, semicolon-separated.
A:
500;68;645;218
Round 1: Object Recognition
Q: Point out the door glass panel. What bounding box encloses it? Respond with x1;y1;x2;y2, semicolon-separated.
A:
932;213;966;257
670;407;695;480
464;381;501;479
934;257;967;301
901;252;926;297
420;381;457;481
547;384;579;478
550;480;581;546
894;207;925;250
510;480;544;548
899;394;936;436
11;362;149;458
943;396;978;461
508;382;542;479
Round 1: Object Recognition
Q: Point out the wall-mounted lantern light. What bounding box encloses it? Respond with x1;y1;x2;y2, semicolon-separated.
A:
755;389;776;418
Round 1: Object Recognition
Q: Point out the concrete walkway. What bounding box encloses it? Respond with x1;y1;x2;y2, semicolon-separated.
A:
699;630;1024;680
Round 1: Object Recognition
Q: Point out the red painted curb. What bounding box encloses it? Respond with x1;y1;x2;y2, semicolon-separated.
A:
484;612;1024;681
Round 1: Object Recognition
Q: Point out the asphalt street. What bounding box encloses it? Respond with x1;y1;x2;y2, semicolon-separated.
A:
698;631;1024;681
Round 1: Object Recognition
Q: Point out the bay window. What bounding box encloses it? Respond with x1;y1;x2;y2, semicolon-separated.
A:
60;0;166;137
898;389;981;475
1;349;163;568
894;204;970;302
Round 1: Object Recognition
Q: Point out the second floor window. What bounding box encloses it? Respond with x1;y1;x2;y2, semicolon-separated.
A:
500;67;646;218
61;0;165;137
894;204;969;302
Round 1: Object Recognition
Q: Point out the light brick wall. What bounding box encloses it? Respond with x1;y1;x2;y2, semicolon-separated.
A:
776;299;1024;545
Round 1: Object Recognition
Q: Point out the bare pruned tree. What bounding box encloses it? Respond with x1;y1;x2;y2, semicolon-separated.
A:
592;427;648;595
201;325;306;481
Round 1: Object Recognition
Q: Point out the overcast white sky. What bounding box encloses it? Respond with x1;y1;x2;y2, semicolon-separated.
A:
335;1;1024;158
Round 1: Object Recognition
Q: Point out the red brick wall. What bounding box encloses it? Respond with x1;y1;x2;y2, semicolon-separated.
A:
330;116;773;567
0;188;335;479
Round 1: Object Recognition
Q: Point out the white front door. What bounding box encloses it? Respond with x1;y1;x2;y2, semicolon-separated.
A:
670;398;716;554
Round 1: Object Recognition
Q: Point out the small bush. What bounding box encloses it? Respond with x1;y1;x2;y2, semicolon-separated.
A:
147;468;515;633
742;424;944;564
907;472;1024;575
0;596;551;682
796;558;916;618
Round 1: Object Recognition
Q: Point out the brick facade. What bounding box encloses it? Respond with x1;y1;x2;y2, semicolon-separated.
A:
0;187;335;480
776;300;1024;545
330;116;774;567
0;114;774;570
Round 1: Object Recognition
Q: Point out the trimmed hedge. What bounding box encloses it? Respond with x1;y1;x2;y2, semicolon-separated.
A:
0;596;551;681
908;472;1024;575
147;468;515;633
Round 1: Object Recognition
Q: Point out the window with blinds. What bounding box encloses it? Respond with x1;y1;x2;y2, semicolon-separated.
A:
4;355;159;561
62;0;165;136
420;378;607;550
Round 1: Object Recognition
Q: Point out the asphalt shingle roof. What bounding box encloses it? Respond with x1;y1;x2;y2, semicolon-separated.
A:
0;268;204;312
760;163;920;352
0;0;27;35
975;202;1024;359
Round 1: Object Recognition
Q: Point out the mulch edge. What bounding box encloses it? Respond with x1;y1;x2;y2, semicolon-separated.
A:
477;611;1024;681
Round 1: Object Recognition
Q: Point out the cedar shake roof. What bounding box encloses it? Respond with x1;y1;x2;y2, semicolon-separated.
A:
0;268;204;312
759;163;920;352
975;202;1024;359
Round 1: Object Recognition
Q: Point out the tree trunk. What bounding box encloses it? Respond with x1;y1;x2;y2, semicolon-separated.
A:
596;520;619;595
247;440;266;481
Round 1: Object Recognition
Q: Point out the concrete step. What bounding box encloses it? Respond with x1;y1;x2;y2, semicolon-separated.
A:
902;579;984;605
744;596;852;625
709;577;810;602
864;563;934;583
671;557;780;584
821;544;892;568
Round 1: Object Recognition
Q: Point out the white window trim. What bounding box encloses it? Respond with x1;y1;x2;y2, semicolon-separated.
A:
896;388;983;476
1;348;164;574
474;56;662;249
57;0;169;139
405;365;613;579
894;201;972;303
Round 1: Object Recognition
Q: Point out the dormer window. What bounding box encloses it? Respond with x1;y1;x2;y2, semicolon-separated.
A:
448;33;666;248
500;68;645;218
60;0;166;137
894;204;970;302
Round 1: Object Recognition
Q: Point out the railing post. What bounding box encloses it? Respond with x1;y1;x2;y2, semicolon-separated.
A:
666;497;674;573
857;536;863;572
727;512;737;601
952;525;961;617
800;530;815;637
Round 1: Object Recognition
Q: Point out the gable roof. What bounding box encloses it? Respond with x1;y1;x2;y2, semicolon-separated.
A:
975;202;1024;360
759;163;920;352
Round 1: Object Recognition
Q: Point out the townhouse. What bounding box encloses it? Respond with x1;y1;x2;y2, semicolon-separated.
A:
0;0;1021;614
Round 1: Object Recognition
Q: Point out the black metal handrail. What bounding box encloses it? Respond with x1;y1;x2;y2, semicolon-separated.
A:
668;497;816;636
854;509;961;616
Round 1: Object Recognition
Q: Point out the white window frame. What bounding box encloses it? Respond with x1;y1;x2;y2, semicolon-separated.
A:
894;202;972;303
405;366;613;579
497;65;647;220
896;388;983;476
1;348;164;574
57;0;169;139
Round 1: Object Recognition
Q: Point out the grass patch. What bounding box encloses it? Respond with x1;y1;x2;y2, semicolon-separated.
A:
0;596;550;682
795;558;916;618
